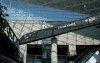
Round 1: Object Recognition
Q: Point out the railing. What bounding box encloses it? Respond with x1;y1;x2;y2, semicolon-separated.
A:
58;55;66;59
73;48;90;62
78;46;97;63
27;57;42;63
17;51;24;62
20;15;100;44
74;46;98;63
0;49;23;63
27;55;42;59
58;55;69;63
0;18;20;48
27;59;42;63
0;18;23;62
27;55;51;63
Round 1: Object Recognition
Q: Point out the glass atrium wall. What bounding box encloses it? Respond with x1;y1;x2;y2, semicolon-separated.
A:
1;0;90;38
1;0;100;63
1;0;88;21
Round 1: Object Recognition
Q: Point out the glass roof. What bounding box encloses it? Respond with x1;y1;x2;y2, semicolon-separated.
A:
16;0;100;15
1;0;89;22
1;0;100;40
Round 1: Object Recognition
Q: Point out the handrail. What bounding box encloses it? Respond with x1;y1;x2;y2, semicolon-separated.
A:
79;46;96;63
74;48;89;62
0;18;20;48
0;19;23;62
74;46;98;63
0;49;23;63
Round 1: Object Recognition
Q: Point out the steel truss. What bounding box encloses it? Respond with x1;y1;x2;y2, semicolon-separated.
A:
20;15;100;44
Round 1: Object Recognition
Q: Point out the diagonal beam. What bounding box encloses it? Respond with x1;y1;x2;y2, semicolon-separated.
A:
20;15;100;45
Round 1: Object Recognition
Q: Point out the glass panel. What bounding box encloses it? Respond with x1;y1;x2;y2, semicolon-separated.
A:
2;0;88;21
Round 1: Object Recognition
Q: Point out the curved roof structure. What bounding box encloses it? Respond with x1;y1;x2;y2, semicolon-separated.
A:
1;0;99;41
1;0;100;63
15;0;100;15
2;0;89;21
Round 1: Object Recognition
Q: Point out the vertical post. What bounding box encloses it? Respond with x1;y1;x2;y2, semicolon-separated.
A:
51;37;58;63
68;45;76;63
99;49;100;55
20;44;27;63
68;45;77;56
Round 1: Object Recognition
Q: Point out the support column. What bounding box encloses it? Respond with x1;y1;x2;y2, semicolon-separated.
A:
51;37;58;63
20;44;27;63
68;45;77;57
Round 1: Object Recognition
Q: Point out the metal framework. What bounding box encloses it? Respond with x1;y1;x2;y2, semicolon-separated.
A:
0;19;20;48
0;19;23;62
1;0;100;63
73;45;99;63
16;0;100;15
20;15;100;44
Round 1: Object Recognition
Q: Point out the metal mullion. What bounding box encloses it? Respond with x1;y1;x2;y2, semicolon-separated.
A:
19;20;27;38
45;28;51;37
11;20;18;30
29;22;35;40
82;7;100;13
37;29;47;38
64;0;99;9
34;31;38;41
